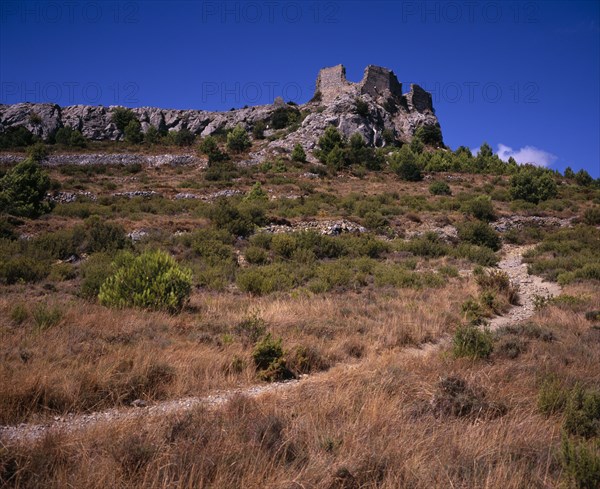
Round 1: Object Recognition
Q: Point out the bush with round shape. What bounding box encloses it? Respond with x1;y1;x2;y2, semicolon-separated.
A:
98;250;192;313
226;124;251;153
429;181;451;196
457;221;501;251
0;158;52;218
510;170;557;203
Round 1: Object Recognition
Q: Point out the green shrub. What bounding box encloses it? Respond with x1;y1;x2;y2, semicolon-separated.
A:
27;142;49;162
271;106;299;130
524;226;600;284
0;159;53;218
291;143;306;162
54;126;87;147
226;124;251;153
124;119;143;144
452;324;493;359
457;221;501;251
400;233;449;258
32;304;63;330
509;170;557;203
563;385;600;438
111;107;137;132
561;436;600;489
467;195;495;221
271;234;298;260
252;334;292;381
98;250;192;313
583;207;600;225
538;377;569;415
575;169;593;186
244;246;269;265
209;199;265;237
453;244;499;266
389;146;422;181
354;98;369;117
252;120;266;139
460;297;487;324
10;303;29;325
234;313;267;346
316;126;344;162
236;264;298;295
80;252;116;300
0;126;36;149
169;128;195;147
0;256;48;284
414;124;443;146
244;182;268;202
198;136;229;165
429;181;451;195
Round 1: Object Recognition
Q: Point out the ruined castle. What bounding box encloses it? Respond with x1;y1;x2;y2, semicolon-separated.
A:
0;64;441;159
315;64;434;114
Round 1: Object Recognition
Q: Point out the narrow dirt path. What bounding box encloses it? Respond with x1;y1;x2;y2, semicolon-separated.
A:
0;245;561;444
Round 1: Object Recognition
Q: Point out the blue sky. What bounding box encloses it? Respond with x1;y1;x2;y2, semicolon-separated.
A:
1;0;599;177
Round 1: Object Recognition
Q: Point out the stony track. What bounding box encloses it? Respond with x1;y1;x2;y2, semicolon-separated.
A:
0;245;561;444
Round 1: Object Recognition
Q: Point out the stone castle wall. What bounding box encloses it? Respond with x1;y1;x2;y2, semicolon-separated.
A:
316;64;405;104
315;65;355;104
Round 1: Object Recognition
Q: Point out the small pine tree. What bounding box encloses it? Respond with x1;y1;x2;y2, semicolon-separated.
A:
0;158;52;218
291;143;306;162
111;107;137;132
124;119;143;144
226;124;251;153
144;126;161;145
389;146;422;181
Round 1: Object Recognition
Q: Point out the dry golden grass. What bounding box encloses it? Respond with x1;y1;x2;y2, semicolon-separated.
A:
0;278;472;425
3;282;597;488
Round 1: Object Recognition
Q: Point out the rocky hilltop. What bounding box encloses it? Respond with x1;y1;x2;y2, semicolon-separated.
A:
0;64;441;161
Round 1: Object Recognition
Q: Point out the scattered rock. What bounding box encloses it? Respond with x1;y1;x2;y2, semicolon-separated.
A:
261;219;367;236
113;190;161;199
492;215;573;233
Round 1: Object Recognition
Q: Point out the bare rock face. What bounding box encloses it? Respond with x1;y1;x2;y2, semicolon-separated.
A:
0;64;441;163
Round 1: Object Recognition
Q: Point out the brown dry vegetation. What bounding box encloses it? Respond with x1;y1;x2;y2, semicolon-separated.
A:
2;282;598;488
2;151;599;488
0;281;471;425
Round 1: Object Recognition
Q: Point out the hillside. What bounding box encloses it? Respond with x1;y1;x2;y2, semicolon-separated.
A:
1;66;600;489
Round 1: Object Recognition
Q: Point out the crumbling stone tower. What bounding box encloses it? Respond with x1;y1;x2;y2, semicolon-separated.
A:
314;64;433;115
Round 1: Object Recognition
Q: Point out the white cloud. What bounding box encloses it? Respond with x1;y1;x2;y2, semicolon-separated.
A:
495;144;557;167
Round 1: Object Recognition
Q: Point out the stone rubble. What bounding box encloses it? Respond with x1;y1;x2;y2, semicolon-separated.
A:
261;219;367;236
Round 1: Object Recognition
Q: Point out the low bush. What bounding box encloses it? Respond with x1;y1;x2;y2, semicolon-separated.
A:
226;124;251;153
466;195;495;221
563;385;600;438
561;436;600;489
32;304;63;330
0;256;48;284
583;206;600;225
429;181;451;195
234;313;267;347
0;158;53;218
291;144;306;162
509;170;557;203
524;226;600;284
99;250;192;313
452;324;494;359
457;221;501;251
252;334;293;381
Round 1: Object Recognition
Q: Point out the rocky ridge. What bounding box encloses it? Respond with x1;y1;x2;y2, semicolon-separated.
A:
0;64;441;164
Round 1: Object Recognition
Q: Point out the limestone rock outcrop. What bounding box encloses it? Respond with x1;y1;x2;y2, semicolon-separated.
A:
0;64;441;164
